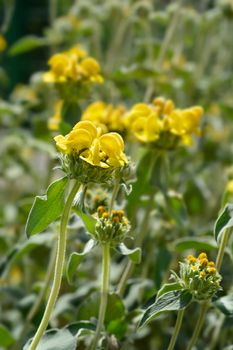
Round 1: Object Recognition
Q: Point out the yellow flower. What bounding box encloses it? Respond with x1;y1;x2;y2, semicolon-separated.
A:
80;57;104;83
187;255;197;263
207;267;217;274
81;101;126;132
43;46;103;85
199;258;208;267
54;120;128;169
0;34;7;52
125;103;163;142
198;252;207;260
48;100;63;131
125;98;203;147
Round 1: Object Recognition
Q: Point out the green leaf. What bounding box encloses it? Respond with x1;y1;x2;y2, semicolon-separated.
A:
25;177;68;237
214;204;233;241
0;233;53;277
214;293;233;316
73;206;97;235
9;35;48;55
61;101;82;127
173;236;217;252
139;290;192;328
66;239;96;284
65;321;96;336
23;328;76;350
157;282;183;299
78;292;125;325
0;325;15;347
117;243;141;264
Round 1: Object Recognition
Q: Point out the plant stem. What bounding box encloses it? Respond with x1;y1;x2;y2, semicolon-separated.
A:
186;301;209;350
117;197;153;297
28;181;80;350
186;228;231;350
90;243;110;350
144;0;184;102
109;179;120;213
167;309;185;350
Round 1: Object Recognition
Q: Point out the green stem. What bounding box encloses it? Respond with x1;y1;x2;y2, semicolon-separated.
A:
117;197;153;297
186;301;209;350
167;309;185;350
144;0;184;102
28;181;80;350
90;243;110;350
109;179;120;213
186;228;231;350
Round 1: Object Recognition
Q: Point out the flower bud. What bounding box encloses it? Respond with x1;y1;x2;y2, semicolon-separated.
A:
92;207;130;245
172;253;222;301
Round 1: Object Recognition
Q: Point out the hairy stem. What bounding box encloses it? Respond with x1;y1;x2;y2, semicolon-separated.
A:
167;309;185;350
90;243;110;350
28;181;80;350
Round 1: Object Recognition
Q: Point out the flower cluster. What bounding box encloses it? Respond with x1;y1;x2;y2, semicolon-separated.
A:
92;206;130;244
124;97;203;147
43;45;103;85
173;253;222;301
54;120;128;183
81;101;126;133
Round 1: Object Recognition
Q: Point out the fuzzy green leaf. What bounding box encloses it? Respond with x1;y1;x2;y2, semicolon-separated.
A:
73;207;97;235
25;177;68;237
139;290;192;328
117;243;141;264
66;239;96;284
23;328;76;350
214;204;233;241
157;282;183;299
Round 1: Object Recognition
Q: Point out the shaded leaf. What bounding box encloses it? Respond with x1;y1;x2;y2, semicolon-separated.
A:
0;325;15;347
61;101;82;127
66;239;96;284
117;243;141;264
173;236;217;252
214;204;233;241
139;290;192;328
25;177;68;237
0;233;53;277
78;292;125;325
214;293;233;317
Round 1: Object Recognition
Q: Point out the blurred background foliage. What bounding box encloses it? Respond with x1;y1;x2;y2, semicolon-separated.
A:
0;0;233;349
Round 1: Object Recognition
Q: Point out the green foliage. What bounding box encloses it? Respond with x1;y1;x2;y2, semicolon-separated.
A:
214;293;233;317
25;177;68;237
116;243;141;264
139;290;192;328
9;36;48;55
0;325;15;347
66;239;96;284
23;329;77;350
214;204;233;241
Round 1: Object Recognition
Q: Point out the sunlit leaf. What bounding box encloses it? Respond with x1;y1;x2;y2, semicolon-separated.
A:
25;177;68;237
